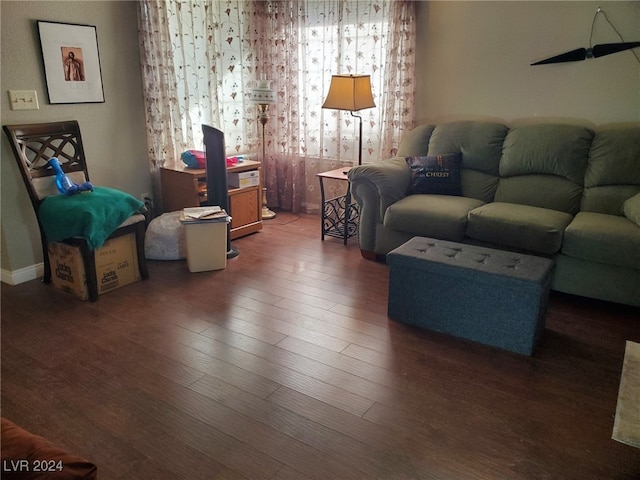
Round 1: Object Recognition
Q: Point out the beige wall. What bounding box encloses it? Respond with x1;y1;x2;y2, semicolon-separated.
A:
1;1;150;283
414;1;640;126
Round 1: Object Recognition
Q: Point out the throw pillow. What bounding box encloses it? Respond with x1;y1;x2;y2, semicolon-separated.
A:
622;192;640;227
405;152;462;196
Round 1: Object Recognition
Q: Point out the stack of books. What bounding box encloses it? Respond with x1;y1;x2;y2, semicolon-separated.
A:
180;206;231;223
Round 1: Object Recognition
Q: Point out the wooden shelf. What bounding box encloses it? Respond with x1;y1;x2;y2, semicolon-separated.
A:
160;160;262;240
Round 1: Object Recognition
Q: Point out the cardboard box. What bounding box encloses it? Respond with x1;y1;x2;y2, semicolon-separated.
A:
49;242;87;299
95;234;141;294
48;233;141;300
227;170;259;188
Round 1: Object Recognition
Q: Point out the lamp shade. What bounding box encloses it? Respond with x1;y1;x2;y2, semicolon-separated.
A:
250;79;276;104
321;74;375;111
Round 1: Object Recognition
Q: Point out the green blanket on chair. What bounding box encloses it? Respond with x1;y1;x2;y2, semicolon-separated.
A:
39;186;144;249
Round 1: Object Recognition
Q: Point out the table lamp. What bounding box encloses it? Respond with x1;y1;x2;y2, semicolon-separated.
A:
321;74;375;165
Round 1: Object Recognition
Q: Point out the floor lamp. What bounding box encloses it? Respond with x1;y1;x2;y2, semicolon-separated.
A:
321;74;375;165
250;79;277;220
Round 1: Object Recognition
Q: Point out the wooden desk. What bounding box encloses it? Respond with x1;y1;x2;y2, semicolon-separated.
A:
161;160;262;240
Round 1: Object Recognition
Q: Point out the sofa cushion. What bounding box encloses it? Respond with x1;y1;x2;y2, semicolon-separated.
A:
384;195;485;242
496;175;584;215
406;153;462;196
582;127;640;214
500;124;593;184
397;124;435;157
580;185;640;216
584;128;640;186
428;121;508;203
496;124;593;215
428;121;508;176
562;212;640;270
623;193;640;227
460;169;500;205
466;202;574;255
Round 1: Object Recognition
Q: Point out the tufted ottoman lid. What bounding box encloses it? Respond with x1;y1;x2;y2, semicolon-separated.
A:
387;237;554;290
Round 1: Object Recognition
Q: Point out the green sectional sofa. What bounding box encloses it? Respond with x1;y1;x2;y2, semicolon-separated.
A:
348;120;640;307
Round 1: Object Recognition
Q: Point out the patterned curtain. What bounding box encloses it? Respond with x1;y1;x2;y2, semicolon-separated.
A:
137;0;416;214
136;0;183;207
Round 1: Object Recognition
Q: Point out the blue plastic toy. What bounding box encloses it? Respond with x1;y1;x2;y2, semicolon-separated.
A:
47;157;94;195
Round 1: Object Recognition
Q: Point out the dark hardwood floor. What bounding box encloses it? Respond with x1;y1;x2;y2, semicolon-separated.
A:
2;212;639;480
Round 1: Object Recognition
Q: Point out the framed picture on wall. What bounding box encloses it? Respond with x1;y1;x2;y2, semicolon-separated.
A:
37;20;105;104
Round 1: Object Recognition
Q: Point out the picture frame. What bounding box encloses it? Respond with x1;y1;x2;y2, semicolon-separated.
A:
37;20;105;104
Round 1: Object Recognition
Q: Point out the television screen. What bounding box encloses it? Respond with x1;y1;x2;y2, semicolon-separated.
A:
202;125;238;257
202;124;229;212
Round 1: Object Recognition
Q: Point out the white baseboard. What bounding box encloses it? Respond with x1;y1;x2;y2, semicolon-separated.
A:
1;263;44;286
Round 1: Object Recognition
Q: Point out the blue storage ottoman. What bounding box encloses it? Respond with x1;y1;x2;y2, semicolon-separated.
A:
387;237;554;355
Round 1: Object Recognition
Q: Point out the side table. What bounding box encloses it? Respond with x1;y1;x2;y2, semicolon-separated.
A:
317;166;359;245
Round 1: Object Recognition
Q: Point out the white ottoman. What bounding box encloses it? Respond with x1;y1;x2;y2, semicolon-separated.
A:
144;212;186;260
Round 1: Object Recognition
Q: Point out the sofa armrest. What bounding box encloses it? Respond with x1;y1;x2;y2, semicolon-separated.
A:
623;192;640;227
348;157;411;253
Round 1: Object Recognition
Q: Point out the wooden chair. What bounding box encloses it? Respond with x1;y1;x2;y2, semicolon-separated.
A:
3;120;149;301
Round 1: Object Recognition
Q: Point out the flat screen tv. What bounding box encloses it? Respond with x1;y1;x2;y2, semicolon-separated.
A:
202;124;238;258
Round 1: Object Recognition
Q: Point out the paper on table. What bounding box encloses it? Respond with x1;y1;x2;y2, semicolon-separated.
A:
184;206;222;219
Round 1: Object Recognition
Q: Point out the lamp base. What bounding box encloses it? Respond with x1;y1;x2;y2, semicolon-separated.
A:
261;187;276;219
262;206;277;220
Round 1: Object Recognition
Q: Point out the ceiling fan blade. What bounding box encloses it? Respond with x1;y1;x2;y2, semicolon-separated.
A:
531;48;587;65
592;42;640;58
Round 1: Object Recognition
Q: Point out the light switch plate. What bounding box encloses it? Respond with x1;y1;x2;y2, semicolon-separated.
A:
8;90;39;110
